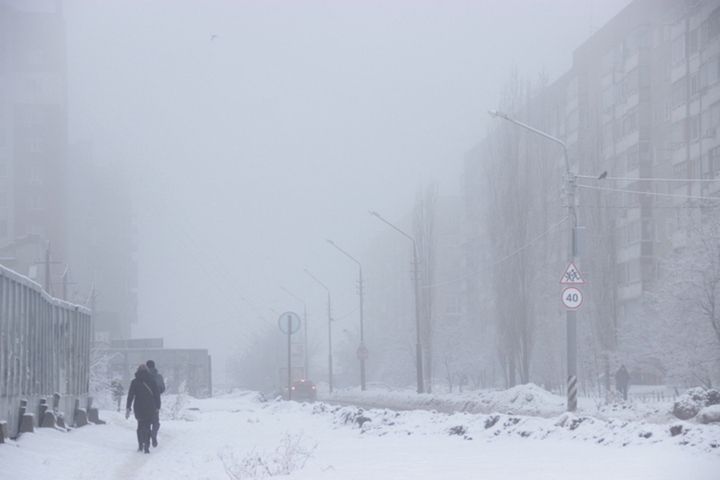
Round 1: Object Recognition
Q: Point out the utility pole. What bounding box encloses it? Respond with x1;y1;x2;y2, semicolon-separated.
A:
304;269;333;393
488;110;579;411
370;211;424;394
326;239;367;391
281;287;309;380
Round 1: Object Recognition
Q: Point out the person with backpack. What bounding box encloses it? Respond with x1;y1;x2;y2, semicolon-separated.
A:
146;359;166;447
125;364;161;453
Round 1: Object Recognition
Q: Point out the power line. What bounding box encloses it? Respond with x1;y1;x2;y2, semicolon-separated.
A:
423;215;570;289
577;174;720;183
578;184;720;202
579;204;720;210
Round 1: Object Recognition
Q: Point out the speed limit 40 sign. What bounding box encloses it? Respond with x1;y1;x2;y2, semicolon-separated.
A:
561;286;583;309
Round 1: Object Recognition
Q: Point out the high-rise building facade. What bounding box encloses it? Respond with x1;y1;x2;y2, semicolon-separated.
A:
464;0;720;382
0;1;138;343
0;0;68;290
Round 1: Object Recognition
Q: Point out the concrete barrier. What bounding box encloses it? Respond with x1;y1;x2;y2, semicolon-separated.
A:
41;411;56;429
19;413;34;434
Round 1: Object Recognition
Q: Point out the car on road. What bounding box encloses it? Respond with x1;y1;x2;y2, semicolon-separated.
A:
288;379;317;402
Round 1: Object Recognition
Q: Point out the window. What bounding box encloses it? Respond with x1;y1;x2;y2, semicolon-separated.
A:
688;28;699;55
672;119;687;145
626;68;639;94
690;115;700;141
672;34;686;63
690;157;702;179
628;144;640;170
703;11;720;43
624;107;638;136
602;87;614;111
674;161;688;177
672;77;687;107
690;73;700;97
709;146;720;176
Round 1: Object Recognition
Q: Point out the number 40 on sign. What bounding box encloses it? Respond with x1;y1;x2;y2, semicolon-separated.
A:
561;286;583;309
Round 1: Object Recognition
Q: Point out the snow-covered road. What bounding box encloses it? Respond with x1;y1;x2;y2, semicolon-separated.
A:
1;389;718;479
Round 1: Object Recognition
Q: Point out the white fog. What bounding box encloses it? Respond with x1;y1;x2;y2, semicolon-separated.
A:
64;0;631;384
3;1;720;478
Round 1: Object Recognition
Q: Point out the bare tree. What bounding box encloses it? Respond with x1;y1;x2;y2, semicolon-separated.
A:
482;72;555;386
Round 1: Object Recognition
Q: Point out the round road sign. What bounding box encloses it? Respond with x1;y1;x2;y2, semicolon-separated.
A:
561;286;583;309
278;311;301;334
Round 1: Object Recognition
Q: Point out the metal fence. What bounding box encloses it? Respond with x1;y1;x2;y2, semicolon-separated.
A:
0;265;92;439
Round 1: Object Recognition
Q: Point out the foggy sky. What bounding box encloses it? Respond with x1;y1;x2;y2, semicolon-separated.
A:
61;0;632;385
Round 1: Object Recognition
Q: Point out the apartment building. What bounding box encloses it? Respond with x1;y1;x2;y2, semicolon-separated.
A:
0;0;69;290
464;0;720;385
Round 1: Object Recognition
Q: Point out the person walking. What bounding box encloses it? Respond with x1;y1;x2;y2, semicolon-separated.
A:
111;379;124;412
146;360;166;447
615;364;631;401
126;364;161;453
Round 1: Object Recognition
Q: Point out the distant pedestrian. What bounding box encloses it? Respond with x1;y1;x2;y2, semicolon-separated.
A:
615;364;630;401
126;364;161;453
111;379;124;412
146;359;166;447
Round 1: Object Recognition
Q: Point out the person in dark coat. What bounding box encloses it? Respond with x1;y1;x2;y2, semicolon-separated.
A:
615;364;631;401
146;359;166;447
126;364;161;453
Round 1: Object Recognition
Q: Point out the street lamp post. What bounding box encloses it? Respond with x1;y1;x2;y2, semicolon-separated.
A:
304;269;333;393
369;210;425;394
281;287;309;380
326;239;366;391
488;109;579;412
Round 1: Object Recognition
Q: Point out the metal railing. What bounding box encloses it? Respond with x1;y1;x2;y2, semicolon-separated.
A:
0;265;92;439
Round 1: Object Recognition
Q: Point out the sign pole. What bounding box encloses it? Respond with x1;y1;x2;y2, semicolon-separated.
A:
278;311;301;401
287;320;292;401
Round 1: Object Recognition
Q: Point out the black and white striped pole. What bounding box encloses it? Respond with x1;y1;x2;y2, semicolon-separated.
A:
489;110;580;412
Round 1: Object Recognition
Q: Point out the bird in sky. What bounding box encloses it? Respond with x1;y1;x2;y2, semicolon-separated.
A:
598;171;608;180
210;35;219;41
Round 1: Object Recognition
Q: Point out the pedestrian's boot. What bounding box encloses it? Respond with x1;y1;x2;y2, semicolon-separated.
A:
152;434;158;448
136;431;143;452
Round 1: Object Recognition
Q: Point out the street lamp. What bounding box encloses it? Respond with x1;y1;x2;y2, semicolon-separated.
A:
326;239;367;391
488;109;579;412
281;287;309;381
304;269;333;393
369;210;425;394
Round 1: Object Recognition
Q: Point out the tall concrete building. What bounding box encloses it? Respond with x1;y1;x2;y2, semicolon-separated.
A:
464;0;720;384
0;1;138;344
0;0;68;292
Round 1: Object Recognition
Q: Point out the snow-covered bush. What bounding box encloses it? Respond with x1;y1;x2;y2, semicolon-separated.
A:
672;387;720;420
89;347;114;409
164;380;189;420
219;431;316;479
697;405;720;424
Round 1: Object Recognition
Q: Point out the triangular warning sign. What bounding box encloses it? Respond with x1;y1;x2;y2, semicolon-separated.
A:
559;261;585;285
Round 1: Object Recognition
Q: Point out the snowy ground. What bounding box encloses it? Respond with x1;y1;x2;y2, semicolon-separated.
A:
1;385;719;480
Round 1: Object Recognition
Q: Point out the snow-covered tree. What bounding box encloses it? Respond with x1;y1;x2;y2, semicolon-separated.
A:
624;207;720;389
